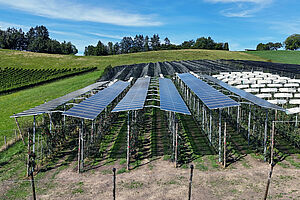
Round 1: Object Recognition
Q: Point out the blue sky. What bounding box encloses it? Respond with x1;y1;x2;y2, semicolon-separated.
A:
0;0;299;55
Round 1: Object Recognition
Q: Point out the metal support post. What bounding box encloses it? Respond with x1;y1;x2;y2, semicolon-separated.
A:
264;110;268;162
81;119;84;171
127;111;130;170
270;121;275;165
175;119;178;168
237;106;240;133
218;109;222;162
224;122;227;168
209;111;212;143
202;106;205;130
248;105;251;145
33;116;36;155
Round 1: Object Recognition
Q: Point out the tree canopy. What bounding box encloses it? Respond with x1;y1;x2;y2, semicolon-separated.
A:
0;25;78;55
256;42;282;51
84;34;229;56
284;34;300;50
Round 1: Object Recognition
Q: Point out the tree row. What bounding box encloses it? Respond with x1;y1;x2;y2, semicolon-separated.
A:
84;35;229;56
0;25;78;55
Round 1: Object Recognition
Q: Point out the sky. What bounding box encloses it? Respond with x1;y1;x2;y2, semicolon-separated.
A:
0;0;299;55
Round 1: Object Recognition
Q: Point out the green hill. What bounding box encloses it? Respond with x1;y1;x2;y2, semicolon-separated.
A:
0;49;268;70
245;50;300;65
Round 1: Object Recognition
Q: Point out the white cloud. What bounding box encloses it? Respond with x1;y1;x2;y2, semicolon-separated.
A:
269;20;300;36
0;0;162;27
0;21;30;31
204;0;272;17
87;32;124;40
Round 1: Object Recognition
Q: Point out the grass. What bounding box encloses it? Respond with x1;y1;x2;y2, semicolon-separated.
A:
0;49;268;70
0;70;103;147
245;50;300;65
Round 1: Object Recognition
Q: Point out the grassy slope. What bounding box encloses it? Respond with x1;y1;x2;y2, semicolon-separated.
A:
0;49;268;70
245;50;300;65
0;70;103;146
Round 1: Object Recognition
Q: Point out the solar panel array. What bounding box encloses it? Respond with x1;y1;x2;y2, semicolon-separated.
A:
159;78;191;115
63;81;129;120
178;73;240;110
112;77;150;112
203;75;286;112
11;81;108;118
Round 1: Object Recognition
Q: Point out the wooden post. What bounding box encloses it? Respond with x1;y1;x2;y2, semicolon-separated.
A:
188;164;194;200
30;169;37;200
14;117;25;145
223;122;227;168
113;168;116;200
237;106;240;133
264;163;275;200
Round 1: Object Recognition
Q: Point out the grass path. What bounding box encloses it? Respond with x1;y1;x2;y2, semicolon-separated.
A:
245;50;300;65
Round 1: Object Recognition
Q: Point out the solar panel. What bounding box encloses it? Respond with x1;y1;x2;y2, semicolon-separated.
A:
63;81;129;120
203;75;286;112
112;77;150;112
178;73;239;110
11;81;108;118
159;78;191;115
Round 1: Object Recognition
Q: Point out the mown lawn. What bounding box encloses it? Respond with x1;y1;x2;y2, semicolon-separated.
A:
0;49;268;70
245;50;300;65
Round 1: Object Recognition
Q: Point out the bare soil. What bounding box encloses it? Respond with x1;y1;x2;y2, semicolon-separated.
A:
35;155;300;200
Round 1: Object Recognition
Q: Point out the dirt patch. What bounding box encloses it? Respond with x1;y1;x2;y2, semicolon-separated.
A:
35;155;300;200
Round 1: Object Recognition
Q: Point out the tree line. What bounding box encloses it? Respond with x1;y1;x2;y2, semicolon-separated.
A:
0;25;78;55
84;35;229;56
256;34;300;51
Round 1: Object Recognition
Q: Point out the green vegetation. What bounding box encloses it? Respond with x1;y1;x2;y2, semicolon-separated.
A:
0;48;268;70
245;50;300;65
0;67;95;93
0;70;103;146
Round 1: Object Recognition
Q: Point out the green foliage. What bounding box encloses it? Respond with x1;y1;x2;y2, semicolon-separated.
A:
117;167;127;174
256;42;282;50
0;25;78;55
0;67;95;93
284;34;300;50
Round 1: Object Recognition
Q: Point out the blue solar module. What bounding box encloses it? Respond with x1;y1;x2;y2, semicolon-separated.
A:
178;73;239;110
159;78;191;115
63;81;129;120
11;81;108;118
112;77;150;112
203;75;286;112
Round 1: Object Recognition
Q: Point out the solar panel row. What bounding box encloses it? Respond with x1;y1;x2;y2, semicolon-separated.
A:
11;81;108;118
112;77;150;112
203;75;286;112
63;81;129;120
159;78;191;115
178;73;239;110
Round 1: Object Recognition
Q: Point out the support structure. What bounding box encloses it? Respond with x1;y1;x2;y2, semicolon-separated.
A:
127;111;130;170
218;109;222;163
264;110;268;162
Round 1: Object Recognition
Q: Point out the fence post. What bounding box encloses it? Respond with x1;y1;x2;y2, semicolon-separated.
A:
188;164;194;200
113;168;116;200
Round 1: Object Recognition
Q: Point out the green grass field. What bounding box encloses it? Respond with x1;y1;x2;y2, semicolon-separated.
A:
0;70;103;146
245;50;300;65
0;49;268;70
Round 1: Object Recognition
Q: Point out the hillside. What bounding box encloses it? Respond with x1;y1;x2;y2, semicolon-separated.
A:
245;50;300;65
0;49;268;70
